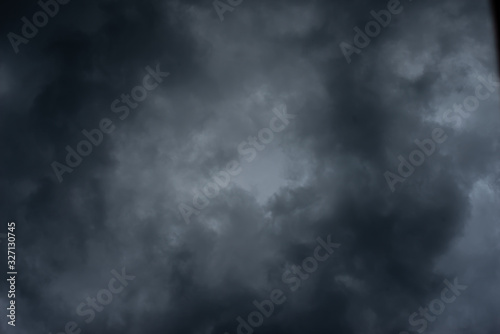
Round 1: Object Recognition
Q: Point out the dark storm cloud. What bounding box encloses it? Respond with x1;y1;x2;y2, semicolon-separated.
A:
0;0;499;334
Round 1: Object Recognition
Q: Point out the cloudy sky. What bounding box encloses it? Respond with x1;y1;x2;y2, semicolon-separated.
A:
1;0;500;333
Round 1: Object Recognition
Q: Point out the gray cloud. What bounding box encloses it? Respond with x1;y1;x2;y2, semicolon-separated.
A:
0;0;499;333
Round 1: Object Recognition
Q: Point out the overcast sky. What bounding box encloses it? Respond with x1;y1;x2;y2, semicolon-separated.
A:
1;0;500;333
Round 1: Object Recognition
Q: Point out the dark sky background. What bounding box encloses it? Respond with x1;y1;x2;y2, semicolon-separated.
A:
1;0;500;333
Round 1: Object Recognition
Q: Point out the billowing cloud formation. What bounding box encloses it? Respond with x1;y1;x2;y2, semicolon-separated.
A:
0;0;499;333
